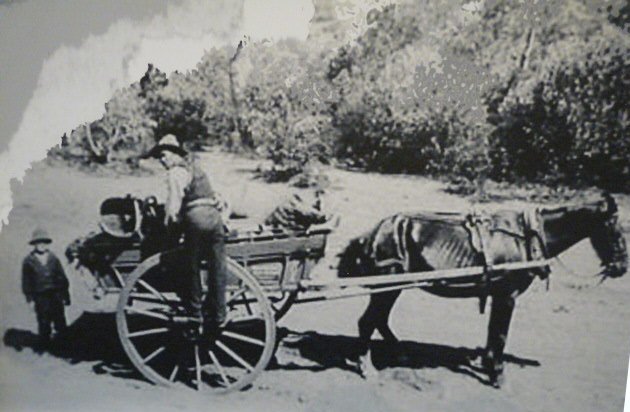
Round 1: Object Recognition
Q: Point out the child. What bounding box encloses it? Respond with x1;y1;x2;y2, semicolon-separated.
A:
22;227;70;350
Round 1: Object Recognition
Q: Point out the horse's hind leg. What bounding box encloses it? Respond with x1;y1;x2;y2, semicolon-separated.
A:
375;290;401;342
356;295;379;378
356;290;401;378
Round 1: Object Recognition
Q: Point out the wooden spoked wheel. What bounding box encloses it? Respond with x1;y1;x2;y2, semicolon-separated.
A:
116;254;276;394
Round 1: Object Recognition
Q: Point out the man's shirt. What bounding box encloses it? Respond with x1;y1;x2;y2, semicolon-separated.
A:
165;165;191;222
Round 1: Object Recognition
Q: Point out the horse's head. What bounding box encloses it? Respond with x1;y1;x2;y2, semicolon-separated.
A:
337;236;375;278
589;193;628;279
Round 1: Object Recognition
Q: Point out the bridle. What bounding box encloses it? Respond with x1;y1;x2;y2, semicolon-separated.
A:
532;200;627;285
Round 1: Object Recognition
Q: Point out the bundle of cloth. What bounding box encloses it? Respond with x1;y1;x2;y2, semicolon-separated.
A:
256;191;331;232
65;196;142;270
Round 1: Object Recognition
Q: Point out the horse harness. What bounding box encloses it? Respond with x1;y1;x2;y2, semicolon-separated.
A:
464;208;550;312
366;209;551;314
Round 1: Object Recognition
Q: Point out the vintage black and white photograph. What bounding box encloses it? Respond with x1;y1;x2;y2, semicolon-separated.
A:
1;0;629;411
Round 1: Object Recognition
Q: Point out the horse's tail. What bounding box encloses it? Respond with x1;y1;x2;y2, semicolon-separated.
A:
336;216;391;278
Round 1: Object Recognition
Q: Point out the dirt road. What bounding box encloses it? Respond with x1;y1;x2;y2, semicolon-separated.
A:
1;152;628;412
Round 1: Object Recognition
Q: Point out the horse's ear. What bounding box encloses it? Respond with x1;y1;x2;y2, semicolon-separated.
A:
602;191;618;216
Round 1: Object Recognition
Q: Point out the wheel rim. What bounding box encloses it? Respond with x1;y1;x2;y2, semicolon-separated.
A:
116;254;276;394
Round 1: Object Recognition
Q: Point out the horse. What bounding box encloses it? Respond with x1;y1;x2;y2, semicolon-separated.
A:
336;192;627;387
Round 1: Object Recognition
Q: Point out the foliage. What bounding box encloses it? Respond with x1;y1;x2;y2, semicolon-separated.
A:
328;1;490;180
236;40;335;180
489;37;630;190
53;0;630;192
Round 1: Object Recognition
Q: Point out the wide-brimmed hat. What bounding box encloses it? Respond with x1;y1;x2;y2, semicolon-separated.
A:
143;134;187;159
29;228;52;245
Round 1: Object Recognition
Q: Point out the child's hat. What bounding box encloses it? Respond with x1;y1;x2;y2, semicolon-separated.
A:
29;227;52;245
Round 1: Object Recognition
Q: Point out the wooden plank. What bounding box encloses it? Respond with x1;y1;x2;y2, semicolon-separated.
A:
226;228;331;244
98;231;328;269
226;235;327;259
300;259;553;290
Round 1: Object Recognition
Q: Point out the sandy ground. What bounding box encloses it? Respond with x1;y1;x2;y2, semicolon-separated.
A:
1;152;629;412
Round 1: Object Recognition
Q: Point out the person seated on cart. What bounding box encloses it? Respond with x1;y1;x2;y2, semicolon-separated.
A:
263;189;329;232
144;134;226;331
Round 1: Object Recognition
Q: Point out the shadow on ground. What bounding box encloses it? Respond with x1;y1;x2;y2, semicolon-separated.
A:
275;327;540;387
3;320;541;389
3;313;143;382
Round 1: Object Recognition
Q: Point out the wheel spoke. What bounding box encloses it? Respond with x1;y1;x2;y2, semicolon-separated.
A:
222;330;265;347
129;292;180;305
194;345;202;391
169;365;179;382
127;327;169;338
215;340;254;372
142;346;166;364
137;279;168;302
125;306;170;321
208;350;230;387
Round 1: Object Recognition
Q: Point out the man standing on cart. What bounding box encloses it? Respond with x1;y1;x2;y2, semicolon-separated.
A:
145;134;226;332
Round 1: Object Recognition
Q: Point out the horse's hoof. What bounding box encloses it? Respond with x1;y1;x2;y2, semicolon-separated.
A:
360;367;379;380
358;356;379;379
489;370;506;389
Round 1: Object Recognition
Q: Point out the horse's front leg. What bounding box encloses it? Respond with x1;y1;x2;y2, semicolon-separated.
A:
484;291;517;388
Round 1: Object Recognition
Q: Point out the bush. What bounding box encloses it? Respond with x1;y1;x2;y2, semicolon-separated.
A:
489;38;630;190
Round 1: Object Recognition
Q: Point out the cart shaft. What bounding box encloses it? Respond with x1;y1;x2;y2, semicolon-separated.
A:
299;259;553;291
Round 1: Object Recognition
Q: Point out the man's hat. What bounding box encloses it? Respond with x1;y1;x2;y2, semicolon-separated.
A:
143;134;187;159
29;227;52;245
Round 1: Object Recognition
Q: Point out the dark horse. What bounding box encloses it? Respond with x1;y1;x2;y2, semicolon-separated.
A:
337;193;627;387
